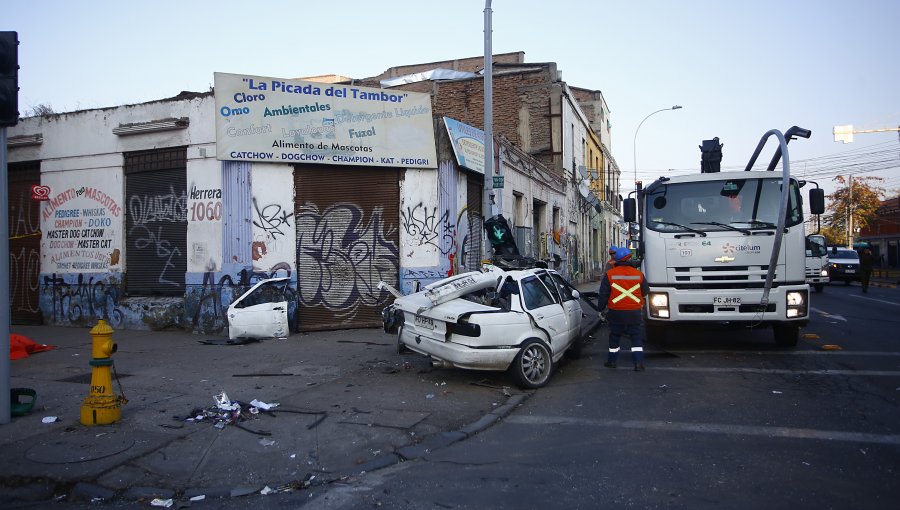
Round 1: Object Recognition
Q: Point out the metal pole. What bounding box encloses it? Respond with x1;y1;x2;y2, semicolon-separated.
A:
481;0;495;263
483;0;494;234
1;126;10;424
632;105;682;188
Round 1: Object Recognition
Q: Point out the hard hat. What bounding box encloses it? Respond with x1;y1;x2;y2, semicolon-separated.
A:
614;247;633;262
608;245;618;254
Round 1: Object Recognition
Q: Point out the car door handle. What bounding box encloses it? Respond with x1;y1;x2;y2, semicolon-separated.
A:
535;315;544;320
273;306;284;311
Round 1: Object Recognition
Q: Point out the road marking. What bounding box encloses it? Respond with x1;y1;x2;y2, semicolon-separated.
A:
506;415;900;446
664;350;900;357
810;306;847;321
648;366;900;376
849;294;900;306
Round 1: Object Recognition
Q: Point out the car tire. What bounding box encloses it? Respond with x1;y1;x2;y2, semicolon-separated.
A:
509;339;553;389
814;284;824;293
773;324;799;347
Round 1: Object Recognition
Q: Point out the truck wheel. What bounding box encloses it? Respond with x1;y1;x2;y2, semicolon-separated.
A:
814;284;824;293
773;324;799;347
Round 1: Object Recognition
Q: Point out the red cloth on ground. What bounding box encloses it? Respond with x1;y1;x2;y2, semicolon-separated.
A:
10;334;56;360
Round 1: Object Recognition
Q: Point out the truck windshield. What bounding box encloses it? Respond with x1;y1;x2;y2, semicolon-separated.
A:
806;235;827;257
644;177;802;233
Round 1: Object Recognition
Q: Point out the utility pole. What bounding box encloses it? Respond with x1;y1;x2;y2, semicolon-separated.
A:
848;175;854;249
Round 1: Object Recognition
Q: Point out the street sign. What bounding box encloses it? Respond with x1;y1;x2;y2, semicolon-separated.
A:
493;175;504;188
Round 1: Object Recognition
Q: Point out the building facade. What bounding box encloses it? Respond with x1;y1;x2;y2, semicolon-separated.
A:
6;52;622;332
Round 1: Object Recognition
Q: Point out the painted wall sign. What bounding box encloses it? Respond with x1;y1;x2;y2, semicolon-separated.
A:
443;116;485;175
214;72;437;168
40;170;123;273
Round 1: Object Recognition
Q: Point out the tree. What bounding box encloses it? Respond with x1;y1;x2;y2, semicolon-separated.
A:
823;175;885;246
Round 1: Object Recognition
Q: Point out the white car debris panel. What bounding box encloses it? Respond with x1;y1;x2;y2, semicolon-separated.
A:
382;266;583;389
227;277;290;340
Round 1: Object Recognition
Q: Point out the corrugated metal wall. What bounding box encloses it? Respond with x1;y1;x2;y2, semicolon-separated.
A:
295;165;400;331
466;175;484;270
124;147;187;296
8;160;42;324
222;160;252;267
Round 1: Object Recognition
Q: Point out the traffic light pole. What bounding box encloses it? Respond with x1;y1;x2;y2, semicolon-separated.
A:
1;127;10;424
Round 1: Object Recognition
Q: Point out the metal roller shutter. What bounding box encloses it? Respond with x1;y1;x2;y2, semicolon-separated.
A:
466;175;484;270
8;161;42;324
124;147;187;296
295;165;400;331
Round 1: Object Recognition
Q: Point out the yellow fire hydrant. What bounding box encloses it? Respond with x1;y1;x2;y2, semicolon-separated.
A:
80;320;124;425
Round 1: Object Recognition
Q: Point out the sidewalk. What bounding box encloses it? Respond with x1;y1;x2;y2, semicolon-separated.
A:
2;323;537;505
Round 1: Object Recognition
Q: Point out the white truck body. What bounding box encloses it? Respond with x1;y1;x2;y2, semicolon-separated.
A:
625;128;823;347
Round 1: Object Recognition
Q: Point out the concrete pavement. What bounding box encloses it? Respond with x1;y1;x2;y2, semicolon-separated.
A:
3;291;603;507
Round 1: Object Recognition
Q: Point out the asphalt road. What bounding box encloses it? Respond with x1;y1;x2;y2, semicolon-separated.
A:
293;281;900;509
35;282;899;509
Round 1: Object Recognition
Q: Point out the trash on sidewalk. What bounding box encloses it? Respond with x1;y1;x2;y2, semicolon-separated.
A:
11;387;37;416
821;344;842;351
150;498;173;508
41;416;58;423
10;333;56;360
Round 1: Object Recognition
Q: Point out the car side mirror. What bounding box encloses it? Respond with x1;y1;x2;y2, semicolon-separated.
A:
809;188;825;215
571;289;580;300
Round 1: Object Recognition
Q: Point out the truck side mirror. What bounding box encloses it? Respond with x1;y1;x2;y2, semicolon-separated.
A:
809;188;825;215
623;198;636;222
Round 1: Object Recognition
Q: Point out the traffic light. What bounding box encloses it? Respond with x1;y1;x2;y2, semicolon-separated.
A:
0;31;19;127
700;137;723;173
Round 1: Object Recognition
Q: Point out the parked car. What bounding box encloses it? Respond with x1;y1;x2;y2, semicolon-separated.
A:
827;247;861;285
380;266;584;389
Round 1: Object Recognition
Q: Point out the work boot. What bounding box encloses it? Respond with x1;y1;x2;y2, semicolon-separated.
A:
604;361;617;369
634;364;645;372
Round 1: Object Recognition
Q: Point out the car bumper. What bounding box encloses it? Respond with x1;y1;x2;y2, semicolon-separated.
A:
400;327;518;371
645;285;809;323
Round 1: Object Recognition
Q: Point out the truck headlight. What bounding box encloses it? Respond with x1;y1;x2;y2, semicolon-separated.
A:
785;290;808;318
819;269;828;277
648;292;669;318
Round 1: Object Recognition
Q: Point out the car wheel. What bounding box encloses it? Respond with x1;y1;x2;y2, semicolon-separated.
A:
509;339;553;389
773;324;799;347
814;284;824;293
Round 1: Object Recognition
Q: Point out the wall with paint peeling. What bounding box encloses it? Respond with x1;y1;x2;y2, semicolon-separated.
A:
187;155;223;273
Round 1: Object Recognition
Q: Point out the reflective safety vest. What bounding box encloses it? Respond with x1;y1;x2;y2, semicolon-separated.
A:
606;265;644;311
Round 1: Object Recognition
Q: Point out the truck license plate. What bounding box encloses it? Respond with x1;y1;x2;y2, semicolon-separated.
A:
713;296;741;305
845;269;855;274
414;315;435;330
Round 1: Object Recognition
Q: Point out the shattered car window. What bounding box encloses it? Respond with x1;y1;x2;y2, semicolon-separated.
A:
234;280;288;308
522;276;556;310
550;273;576;301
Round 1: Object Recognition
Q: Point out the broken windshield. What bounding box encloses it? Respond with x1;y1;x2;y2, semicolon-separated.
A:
645;177;802;233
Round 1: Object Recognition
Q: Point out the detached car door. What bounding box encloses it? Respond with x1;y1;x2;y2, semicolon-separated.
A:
519;274;568;350
227;277;290;340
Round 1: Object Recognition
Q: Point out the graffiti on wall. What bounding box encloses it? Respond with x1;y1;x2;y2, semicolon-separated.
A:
10;189;41;316
42;273;125;327
296;203;397;320
128;184;187;287
251;197;294;264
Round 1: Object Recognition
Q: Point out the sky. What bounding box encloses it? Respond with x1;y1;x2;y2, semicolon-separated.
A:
5;0;899;199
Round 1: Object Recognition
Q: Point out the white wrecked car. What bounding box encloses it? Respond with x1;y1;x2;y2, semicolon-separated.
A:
227;277;290;340
381;266;584;388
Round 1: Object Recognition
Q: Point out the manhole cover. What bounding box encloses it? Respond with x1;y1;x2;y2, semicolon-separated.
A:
25;430;135;464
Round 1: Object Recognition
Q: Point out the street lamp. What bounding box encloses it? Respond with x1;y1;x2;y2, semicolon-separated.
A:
633;105;682;187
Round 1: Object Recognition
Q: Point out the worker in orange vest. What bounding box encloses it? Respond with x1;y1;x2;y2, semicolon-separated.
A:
597;247;648;371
